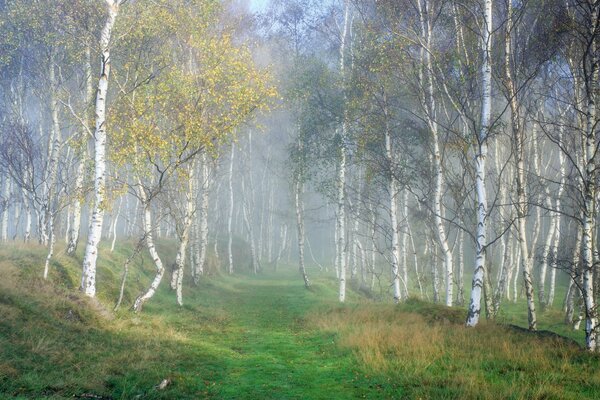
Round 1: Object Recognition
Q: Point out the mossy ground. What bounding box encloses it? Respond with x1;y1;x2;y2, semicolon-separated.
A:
0;242;599;399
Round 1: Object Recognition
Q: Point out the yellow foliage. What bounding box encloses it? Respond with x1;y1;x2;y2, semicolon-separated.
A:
108;0;277;176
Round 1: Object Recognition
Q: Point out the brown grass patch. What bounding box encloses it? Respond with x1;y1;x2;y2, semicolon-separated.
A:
310;305;443;373
308;302;600;399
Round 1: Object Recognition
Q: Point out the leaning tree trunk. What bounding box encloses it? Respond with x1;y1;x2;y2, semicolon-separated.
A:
132;185;165;313
81;0;120;297
110;197;122;252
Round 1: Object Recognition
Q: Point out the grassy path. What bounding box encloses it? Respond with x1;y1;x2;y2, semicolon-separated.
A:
182;274;366;399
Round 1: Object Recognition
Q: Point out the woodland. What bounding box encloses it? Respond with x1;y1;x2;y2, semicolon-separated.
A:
1;0;600;398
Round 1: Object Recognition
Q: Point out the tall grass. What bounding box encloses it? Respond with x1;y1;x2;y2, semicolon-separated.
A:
309;300;600;399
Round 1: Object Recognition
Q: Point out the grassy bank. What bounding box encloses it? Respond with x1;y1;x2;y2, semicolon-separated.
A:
0;242;599;399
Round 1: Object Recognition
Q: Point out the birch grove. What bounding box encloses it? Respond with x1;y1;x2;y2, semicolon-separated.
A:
2;0;600;353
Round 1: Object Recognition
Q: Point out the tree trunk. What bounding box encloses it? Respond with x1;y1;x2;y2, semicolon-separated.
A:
67;45;94;255
418;0;453;307
133;185;165;313
22;188;31;242
43;215;55;279
295;177;310;288
565;226;583;324
385;106;402;303
337;0;351;303
228;143;235;274
1;176;10;242
456;229;465;306
466;0;492;327
194;151;210;281
81;0;119;298
110;197;122;252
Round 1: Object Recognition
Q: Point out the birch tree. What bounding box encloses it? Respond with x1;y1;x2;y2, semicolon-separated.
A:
81;0;120;297
466;0;493;327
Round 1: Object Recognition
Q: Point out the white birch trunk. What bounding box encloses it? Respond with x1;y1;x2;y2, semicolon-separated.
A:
43;215;55;279
351;209;360;280
431;238;440;303
64;204;71;244
512;246;521;303
466;0;492;327
267;184;274;263
406;202;423;298
401;189;409;298
565;226;583;324
295;177;310;288
457;229;465;306
1;177;10;242
582;86;599;350
22;188;31;242
133;186;165;313
67;45;93;255
505;0;536;329
384;101;401;303
44;53;62;249
195;152;210;279
538;192;557;309
110;197;122;252
81;0;119;297
228;143;235;274
418;0;453;307
337;0;351;303
548;148;565;306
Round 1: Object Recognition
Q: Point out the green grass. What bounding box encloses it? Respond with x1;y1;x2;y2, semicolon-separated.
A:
0;242;599;399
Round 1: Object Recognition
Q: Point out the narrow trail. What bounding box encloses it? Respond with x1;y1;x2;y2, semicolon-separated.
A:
187;273;364;399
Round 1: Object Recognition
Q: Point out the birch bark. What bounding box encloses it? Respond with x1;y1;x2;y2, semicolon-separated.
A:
295;177;310;288
228;143;235;274
384;99;402;303
337;0;351;303
1;177;10;242
133;184;165;313
194;151;210;280
466;0;492;327
418;0;453;307
67;45;94;255
81;0;120;297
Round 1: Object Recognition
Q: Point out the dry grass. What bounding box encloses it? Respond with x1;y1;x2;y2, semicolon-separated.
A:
311;306;444;374
309;301;600;399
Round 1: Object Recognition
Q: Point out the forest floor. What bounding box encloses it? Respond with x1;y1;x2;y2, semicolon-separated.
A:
1;242;600;399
